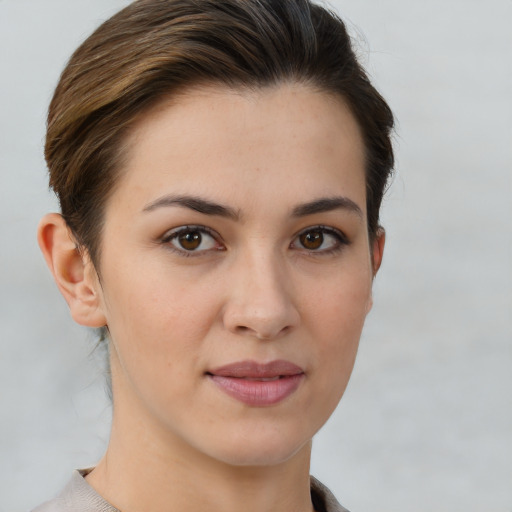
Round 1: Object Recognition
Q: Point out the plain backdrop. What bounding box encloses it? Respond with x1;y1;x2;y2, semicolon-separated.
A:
1;1;511;511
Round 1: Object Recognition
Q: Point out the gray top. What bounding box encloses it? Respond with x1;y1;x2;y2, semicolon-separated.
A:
32;469;350;512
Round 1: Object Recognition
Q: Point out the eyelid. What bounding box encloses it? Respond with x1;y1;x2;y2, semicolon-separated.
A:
161;224;218;241
290;225;350;253
160;224;349;256
161;224;225;255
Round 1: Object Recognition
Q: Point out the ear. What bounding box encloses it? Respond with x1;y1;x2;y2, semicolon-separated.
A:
37;213;107;328
371;227;386;276
365;227;385;314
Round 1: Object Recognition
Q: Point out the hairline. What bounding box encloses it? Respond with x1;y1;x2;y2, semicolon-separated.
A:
88;79;374;272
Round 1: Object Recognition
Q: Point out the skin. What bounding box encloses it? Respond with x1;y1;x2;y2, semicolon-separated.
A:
39;83;384;512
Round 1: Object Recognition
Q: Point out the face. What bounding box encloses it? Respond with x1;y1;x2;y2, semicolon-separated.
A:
92;84;382;467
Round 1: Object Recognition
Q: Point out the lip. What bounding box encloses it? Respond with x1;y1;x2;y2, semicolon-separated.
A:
207;360;305;406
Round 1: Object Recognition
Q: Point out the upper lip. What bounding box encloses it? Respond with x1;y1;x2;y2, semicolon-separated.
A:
208;360;304;378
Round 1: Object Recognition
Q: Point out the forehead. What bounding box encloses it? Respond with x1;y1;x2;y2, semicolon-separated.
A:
129;83;363;154
113;83;366;214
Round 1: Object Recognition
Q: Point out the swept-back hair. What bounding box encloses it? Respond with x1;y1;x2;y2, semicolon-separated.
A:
46;0;394;266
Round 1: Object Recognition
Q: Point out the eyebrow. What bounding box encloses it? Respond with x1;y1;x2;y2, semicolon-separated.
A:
143;194;362;221
292;196;363;218
143;194;240;220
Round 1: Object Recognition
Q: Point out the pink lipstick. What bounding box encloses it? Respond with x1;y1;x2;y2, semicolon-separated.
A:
207;360;304;406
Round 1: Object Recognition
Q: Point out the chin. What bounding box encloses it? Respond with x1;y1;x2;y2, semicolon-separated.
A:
200;429;312;468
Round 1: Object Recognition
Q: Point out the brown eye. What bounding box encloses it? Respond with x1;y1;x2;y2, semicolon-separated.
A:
299;230;323;250
178;231;202;250
165;226;220;254
292;226;347;253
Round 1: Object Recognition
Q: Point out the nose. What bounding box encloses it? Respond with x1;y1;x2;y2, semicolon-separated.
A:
222;251;300;340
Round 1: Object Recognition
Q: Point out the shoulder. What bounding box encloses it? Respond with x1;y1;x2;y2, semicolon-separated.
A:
31;470;119;512
310;476;351;512
31;497;67;512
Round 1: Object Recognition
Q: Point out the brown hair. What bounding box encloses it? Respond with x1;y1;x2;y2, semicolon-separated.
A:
46;0;394;266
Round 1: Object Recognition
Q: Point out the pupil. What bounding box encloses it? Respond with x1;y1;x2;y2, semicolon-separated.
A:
301;231;323;249
179;231;201;250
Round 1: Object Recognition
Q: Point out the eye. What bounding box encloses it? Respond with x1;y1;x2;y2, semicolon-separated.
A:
291;226;348;253
163;225;222;255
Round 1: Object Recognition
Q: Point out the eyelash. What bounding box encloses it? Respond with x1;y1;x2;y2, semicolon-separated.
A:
161;225;349;257
161;225;224;258
290;225;350;256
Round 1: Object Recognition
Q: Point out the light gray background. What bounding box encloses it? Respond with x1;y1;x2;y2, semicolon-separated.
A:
1;0;511;511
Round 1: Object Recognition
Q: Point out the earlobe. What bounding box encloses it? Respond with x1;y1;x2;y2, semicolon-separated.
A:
37;213;107;328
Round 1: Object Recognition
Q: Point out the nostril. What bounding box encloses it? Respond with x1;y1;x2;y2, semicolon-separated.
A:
235;324;271;339
233;323;294;340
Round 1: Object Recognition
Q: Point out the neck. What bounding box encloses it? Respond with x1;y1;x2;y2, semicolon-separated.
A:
86;359;315;512
88;418;314;512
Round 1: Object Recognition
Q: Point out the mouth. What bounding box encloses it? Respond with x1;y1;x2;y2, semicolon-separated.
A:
206;360;305;406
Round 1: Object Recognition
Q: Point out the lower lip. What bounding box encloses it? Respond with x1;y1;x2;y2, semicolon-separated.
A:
209;374;304;406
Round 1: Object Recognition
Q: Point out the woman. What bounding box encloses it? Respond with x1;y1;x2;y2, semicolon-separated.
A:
34;0;394;511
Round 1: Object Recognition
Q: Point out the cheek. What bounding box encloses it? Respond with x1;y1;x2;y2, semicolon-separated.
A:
302;263;372;339
300;264;372;403
310;290;365;378
103;273;219;419
101;263;220;368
